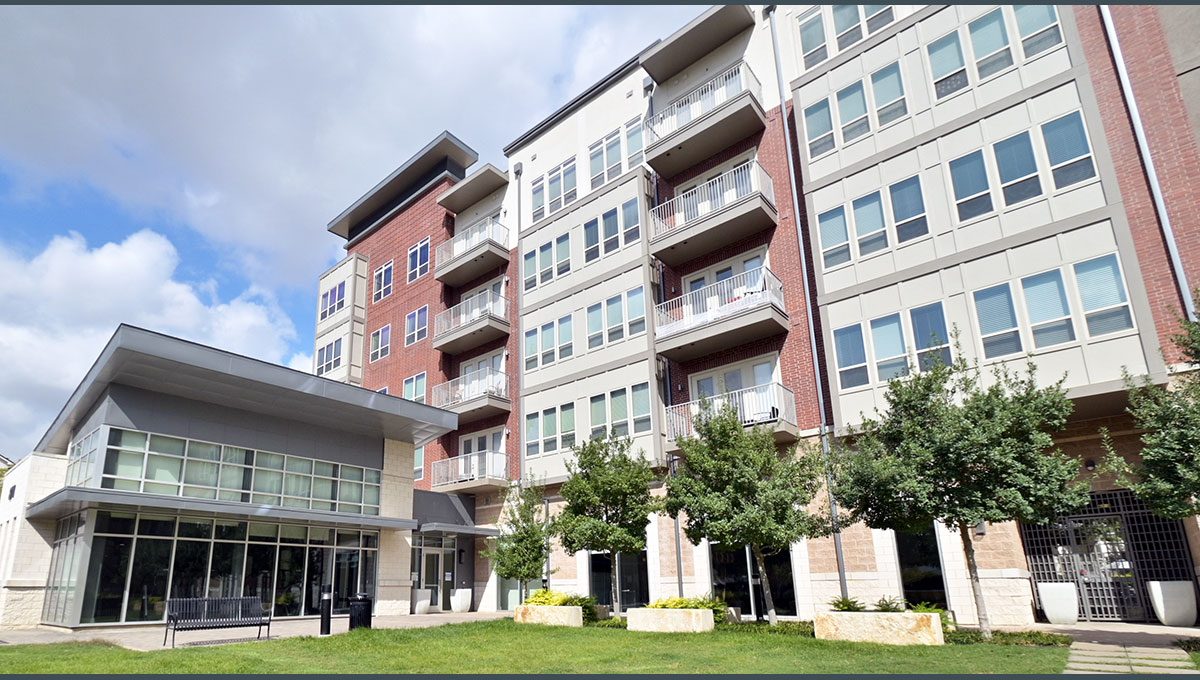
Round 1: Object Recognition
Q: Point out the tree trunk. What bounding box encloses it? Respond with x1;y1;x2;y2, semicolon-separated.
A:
612;551;622;616
751;545;778;626
958;521;992;639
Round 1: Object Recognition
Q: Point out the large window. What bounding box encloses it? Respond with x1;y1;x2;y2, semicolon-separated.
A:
317;338;343;375
584;198;640;264
1021;269;1075;348
545;157;577;217
973;283;1023;358
949;150;993;221
870;314;908;381
1041;111;1096;190
403;372;426;403
803;58;907;159
369;325;390;362
585;285;646;350
1074;254;1133;336
404;306;428;346
818;173;927;269
994;131;1042;205
524;403;576;458
372;261;393;302
524;315;574;371
588;382;652;439
927;7;1063;101
99;428;383;516
589;131;622;190
523;233;571;292
910;302;951;370
833;324;868;389
319;281;346;321
407;238;430;283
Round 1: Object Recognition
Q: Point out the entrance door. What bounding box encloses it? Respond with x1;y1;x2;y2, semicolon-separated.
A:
895;525;948;609
709;544;797;620
422;551;442;612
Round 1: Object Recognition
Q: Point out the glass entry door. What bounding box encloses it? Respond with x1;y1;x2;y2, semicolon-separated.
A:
422;551;442;612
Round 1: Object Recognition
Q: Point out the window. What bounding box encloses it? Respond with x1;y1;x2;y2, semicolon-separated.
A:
863;4;894;33
910;302;951;369
369;326;390;362
316;339;342;376
402;373;426;403
610;388;630;437
414;446;424;480
523;250;536;291
1041;112;1096;189
560;403;576;449
539;322;555;366
632;383;652;433
407;238;430;283
974;283;1022;358
832;5;863;50
993;131;1042;205
804;100;835;157
584;218;600;263
555;234;571;276
404;307;428;346
834;325;868;389
852;192;887;256
622;198;640;245
627;287;646;336
524;231;569;291
588;383;649;438
525;315;573;370
602;208;620;255
799;12;828;69
949;150;993;221
870;314;908;381
605;294;624;343
1014;5;1062;58
1073;254;1133;336
538;242;553;285
929;32;968;99
589;394;606;439
529;403;576;456
1021;270;1075;348
968;9;1014;80
890;175;928;242
558;315;574;359
547;158;577;214
625;118;643;167
870;62;907;126
318;281;345;321
589;131;622;189
818;206;850;268
523;330;538;371
584;202;637;263
376;387;388;395
532;179;546;222
372;261;393;302
587;303;603;350
837;82;870;143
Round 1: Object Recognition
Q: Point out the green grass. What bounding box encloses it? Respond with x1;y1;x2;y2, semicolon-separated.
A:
0;620;1069;674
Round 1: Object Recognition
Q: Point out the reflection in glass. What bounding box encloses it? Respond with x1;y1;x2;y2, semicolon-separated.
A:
170;540;210;598
305;547;331;615
80;536;132;623
274;546;305;617
125;538;172;621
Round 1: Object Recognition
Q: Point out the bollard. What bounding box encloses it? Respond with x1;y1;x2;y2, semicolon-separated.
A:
319;587;332;637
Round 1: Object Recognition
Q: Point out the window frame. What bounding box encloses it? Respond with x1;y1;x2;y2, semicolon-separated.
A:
927;29;970;100
407;237;430;283
948;149;996;223
909;302;952;370
869;61;908;128
833;324;870;390
1040;111;1097;191
372;260;393;302
369;325;391;363
402;372;427;404
625;117;643;167
1072;253;1136;339
972;282;1024;359
404;306;428;346
798;10;829;70
318;281;346;322
967;8;1015;82
1020;267;1077;350
316;338;343;376
1014;5;1063;60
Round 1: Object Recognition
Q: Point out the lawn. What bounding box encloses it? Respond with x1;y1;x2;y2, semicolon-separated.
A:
0;620;1069;674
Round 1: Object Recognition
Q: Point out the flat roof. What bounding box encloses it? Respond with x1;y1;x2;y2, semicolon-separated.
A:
26;487;418;529
327;131;478;239
436;164;509;213
35;324;457;455
639;5;756;83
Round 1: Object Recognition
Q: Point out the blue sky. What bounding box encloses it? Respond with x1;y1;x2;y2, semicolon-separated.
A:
0;5;702;459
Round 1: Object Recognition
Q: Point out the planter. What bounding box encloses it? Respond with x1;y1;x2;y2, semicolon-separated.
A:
1148;581;1197;627
814;612;944;646
513;604;583;628
626;608;715;633
450;588;472;613
1037;582;1079;625
413;588;435;615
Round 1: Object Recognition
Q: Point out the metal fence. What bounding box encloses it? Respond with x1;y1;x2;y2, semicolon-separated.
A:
655;268;784;339
436;216;507;269
648;161;774;241
645;61;762;144
430;451;507;488
431;367;508;409
664;382;797;440
434;289;506;338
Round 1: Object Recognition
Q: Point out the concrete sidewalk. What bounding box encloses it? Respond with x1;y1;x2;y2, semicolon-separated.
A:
0;611;510;652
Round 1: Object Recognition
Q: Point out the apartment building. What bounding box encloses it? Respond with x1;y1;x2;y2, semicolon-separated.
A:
314;4;1200;625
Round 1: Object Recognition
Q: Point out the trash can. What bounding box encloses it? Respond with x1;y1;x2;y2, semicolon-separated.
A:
349;592;372;630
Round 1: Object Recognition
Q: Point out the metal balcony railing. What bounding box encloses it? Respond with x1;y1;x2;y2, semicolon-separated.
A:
648;161;774;240
436;217;508;269
430;451;507;488
665;382;797;441
431;367;508;409
655;268;784;339
645;61;763;145
434;290;506;338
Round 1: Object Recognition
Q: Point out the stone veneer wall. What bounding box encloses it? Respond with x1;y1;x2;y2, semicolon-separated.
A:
0;453;67;628
376;438;416;616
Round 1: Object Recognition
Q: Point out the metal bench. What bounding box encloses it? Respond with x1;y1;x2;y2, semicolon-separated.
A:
163;596;271;647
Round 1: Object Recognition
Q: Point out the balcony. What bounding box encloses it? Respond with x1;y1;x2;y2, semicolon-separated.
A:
435;217;510;287
432;290;509;354
644;62;767;178
648;161;778;265
430;451;508;493
431;367;511;425
654;268;788;361
664;382;800;452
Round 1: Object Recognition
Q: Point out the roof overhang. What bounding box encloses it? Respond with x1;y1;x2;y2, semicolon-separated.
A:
35;325;457;455
417;522;499;537
639;5;756;83
327;131;478;239
26;487;418;530
436;164;509;213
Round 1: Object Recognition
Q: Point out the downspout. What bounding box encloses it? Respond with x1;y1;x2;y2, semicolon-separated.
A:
764;4;849;599
1099;5;1196;321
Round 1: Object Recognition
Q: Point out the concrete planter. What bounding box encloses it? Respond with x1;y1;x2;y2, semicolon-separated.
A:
450;588;472;613
1148;581;1197;627
814;612;944;646
513;604;584;628
1036;582;1079;625
626;608;715;633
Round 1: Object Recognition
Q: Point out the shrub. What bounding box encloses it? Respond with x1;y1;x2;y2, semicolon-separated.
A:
874;596;906;612
646;595;728;623
589;617;627;629
829;596;866;612
716;620;815;637
523;589;599;623
911;602;954;632
1177;638;1200;654
946;629;1071;647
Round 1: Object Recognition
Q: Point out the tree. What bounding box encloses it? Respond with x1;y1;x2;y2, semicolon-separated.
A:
482;480;554;603
1107;308;1200;519
831;352;1088;638
664;403;826;625
555;433;657;615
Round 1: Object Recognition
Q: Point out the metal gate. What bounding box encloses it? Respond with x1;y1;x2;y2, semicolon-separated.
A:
1020;490;1196;622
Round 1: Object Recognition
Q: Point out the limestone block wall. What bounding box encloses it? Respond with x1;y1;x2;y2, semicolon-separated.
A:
0;453;68;628
376;439;415;616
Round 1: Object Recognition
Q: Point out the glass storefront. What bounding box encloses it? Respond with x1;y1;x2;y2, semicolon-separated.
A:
589;551;649;609
45;510;379;625
709;544;797;619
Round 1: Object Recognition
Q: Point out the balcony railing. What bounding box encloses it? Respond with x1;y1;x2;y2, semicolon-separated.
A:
665;382;797;440
434;290;506;338
656;268;784;339
645;61;762;145
436;217;508;268
648;161;774;240
430;451;507;489
431;367;508;409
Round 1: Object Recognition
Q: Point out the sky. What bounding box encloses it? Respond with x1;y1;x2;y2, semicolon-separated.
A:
0;4;702;460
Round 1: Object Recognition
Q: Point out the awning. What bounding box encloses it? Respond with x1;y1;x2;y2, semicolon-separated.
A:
417;522;499;537
26;487;418;530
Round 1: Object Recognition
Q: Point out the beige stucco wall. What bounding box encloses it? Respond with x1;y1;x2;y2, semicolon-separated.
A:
0;453;67;628
375;438;416;616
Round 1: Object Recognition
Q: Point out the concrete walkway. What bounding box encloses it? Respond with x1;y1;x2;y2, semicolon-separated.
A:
0;611;510;652
1064;642;1198;674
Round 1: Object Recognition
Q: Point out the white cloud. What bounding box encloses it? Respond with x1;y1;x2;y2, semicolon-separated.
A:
0;5;699;289
0;230;299;459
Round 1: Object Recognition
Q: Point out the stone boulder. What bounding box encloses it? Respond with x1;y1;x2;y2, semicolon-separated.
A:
513;604;584;628
626;607;715;633
814;611;944;645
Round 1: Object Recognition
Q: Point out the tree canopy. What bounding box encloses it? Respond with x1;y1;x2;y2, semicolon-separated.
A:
482;480;554;602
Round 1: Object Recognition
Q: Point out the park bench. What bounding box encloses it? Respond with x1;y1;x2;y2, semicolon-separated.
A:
163;596;271;647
